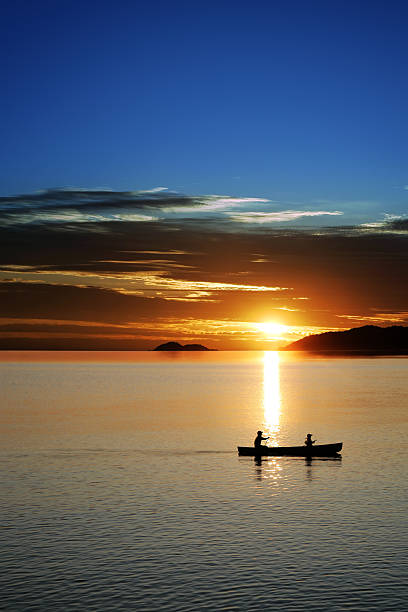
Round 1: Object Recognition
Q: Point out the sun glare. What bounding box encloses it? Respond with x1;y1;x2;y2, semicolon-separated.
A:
256;321;288;337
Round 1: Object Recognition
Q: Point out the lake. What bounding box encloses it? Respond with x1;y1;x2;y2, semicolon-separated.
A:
1;351;407;611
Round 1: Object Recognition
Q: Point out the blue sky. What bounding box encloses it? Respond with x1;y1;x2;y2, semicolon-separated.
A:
1;0;407;225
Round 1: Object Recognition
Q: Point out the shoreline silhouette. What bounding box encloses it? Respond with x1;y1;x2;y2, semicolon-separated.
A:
283;325;408;355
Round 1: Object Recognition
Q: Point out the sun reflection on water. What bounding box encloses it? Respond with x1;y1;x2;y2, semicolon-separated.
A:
254;457;284;483
262;351;281;445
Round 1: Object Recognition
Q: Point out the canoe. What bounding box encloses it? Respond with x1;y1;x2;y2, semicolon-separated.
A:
237;442;342;457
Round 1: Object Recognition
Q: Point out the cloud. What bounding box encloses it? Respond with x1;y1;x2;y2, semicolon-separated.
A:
0;264;291;306
228;210;343;224
98;259;196;269
387;217;408;232
125;250;194;255
160;195;270;214
0;210;158;225
114;274;290;295
2;188;403;235
337;312;408;324
0;188;270;227
360;214;408;233
1;187;408;349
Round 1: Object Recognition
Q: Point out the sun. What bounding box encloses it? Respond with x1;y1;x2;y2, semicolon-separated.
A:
255;321;289;337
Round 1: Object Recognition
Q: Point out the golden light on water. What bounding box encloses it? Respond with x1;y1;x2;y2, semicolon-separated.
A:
262;351;281;445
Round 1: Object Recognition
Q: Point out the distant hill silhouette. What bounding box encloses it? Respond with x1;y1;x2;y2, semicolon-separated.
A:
153;341;214;351
283;325;408;354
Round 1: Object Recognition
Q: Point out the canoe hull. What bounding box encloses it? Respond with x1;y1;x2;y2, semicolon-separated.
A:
238;443;342;457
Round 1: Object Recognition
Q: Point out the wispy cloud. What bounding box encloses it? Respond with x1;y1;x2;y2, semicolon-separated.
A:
98;259;196;270
1;189;405;234
337;312;408;324
161;195;270;214
115;275;291;295
0;188;272;227
137;187;168;193
124;250;193;255
0;264;291;304
228;210;343;224
1;210;158;225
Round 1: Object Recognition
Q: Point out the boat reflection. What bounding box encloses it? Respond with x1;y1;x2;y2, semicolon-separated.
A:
304;454;342;480
304;455;342;464
253;454;341;481
262;351;281;445
253;456;284;482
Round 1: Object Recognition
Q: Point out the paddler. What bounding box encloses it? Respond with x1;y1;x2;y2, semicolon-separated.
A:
305;433;316;447
254;430;269;447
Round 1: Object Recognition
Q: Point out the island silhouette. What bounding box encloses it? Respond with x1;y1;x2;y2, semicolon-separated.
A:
283;325;408;354
153;342;214;351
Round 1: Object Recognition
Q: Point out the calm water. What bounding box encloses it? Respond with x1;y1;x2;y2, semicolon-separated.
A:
1;351;407;611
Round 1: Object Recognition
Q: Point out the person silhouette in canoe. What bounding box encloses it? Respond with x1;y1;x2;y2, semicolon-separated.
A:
305;433;316;447
254;430;269;447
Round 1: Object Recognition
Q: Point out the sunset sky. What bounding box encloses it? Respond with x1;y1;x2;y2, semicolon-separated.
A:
1;1;407;350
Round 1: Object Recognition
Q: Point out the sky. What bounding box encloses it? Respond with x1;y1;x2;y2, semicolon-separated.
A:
1;0;407;349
